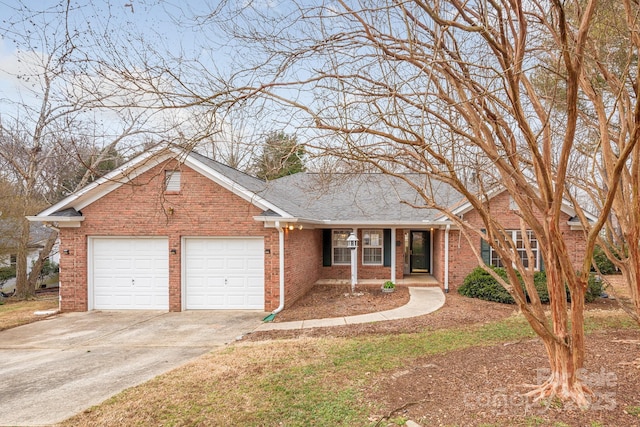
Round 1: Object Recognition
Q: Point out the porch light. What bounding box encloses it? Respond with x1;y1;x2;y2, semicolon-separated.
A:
288;224;294;231
347;232;359;250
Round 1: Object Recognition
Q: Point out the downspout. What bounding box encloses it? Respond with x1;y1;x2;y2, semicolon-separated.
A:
444;224;450;293
263;221;285;322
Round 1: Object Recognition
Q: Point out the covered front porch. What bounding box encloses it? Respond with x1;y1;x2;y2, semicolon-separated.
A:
315;226;449;291
315;274;439;287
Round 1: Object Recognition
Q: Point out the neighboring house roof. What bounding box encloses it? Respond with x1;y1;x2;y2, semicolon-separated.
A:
0;221;55;251
27;145;592;228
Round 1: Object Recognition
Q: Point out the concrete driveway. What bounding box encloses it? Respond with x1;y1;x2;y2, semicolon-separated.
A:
0;310;264;426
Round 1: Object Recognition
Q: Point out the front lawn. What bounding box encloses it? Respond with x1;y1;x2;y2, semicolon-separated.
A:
61;309;640;427
0;295;58;331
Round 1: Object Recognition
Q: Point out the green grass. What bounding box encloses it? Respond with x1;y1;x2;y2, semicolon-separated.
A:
625;405;640;417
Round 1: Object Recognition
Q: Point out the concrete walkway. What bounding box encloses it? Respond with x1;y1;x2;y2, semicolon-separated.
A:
256;287;446;331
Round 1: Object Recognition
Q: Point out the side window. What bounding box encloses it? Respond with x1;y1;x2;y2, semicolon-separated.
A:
485;230;540;270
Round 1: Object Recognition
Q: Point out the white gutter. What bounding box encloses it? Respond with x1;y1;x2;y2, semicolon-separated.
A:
271;221;286;316
444;224;450;293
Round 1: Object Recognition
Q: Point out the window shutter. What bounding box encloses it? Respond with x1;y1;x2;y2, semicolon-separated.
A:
383;229;392;267
322;229;332;267
539;254;545;272
480;229;490;265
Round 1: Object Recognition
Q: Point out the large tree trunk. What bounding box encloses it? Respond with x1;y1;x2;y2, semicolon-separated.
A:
532;337;590;407
521;247;590;406
27;230;58;291
14;217;35;299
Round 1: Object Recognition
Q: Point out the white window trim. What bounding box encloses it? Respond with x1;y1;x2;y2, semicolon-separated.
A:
332;229;352;265
489;230;539;270
362;229;383;266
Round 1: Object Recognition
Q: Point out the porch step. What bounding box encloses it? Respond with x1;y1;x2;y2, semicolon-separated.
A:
314;276;439;287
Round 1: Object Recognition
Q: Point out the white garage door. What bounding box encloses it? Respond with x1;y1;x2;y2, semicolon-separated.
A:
184;238;264;309
91;238;169;310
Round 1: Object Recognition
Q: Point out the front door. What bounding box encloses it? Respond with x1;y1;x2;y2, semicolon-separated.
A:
410;231;431;273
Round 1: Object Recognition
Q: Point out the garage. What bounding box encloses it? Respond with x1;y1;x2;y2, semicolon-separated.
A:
183;237;264;309
90;237;169;310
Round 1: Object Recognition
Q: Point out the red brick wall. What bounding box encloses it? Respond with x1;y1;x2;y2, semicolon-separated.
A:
444;190;588;290
281;228;323;307
432;229;444;286
57;160;282;312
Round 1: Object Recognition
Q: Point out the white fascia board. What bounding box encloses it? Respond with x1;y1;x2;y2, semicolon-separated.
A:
36;147;174;217
26;216;85;222
26;216;85;228
568;220;586;230
309;220;449;228
184;155;293;218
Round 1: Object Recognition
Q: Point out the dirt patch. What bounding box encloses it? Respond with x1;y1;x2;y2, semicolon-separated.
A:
367;330;640;427
274;284;410;322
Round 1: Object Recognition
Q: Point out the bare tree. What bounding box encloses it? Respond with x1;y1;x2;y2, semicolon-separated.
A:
167;0;637;406
563;2;640;329
0;2;195;298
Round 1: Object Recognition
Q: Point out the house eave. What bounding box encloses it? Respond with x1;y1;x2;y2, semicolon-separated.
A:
26;216;85;228
256;217;450;228
568;221;585;230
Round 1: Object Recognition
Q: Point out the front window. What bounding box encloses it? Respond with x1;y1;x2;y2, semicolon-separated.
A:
490;230;539;270
362;229;383;265
332;229;351;265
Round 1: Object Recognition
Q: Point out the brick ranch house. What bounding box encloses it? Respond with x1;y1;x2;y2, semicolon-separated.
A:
28;146;589;313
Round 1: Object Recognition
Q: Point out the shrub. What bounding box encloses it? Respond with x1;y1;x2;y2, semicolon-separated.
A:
459;267;603;304
0;266;16;282
40;260;59;276
532;271;549;303
592;246;618;275
586;274;604;303
458;266;515;304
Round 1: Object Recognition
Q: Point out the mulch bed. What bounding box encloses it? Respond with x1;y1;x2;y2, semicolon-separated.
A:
369;329;640;426
273;284;410;322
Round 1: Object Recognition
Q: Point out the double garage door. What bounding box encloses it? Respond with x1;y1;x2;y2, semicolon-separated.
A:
91;237;264;310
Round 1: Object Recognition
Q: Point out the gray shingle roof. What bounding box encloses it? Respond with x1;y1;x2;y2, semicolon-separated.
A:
189;151;266;194
258;172;464;223
188;150;463;223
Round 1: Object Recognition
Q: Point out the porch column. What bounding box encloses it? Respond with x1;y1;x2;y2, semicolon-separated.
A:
351;227;358;287
391;228;396;283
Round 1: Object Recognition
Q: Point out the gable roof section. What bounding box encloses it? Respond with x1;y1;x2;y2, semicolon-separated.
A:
30;145;293;224
441;186;598;224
